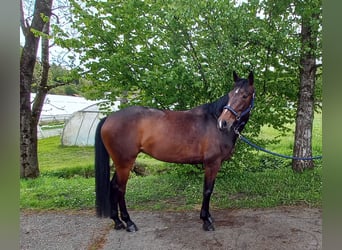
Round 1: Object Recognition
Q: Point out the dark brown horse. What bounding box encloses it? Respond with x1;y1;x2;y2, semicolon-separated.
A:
95;71;255;232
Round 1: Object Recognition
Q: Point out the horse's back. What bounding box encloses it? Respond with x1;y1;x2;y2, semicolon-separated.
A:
101;106;163;143
100;105;233;164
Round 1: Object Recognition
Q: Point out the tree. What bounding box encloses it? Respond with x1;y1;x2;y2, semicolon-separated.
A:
64;0;322;171
65;0;256;110
20;0;53;178
230;0;322;171
20;0;77;178
292;0;322;172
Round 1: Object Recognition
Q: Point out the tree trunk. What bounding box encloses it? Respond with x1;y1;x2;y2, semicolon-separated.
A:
292;59;316;172
20;0;53;178
292;13;318;172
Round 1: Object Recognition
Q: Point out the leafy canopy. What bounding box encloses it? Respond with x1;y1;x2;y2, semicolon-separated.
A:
60;0;321;138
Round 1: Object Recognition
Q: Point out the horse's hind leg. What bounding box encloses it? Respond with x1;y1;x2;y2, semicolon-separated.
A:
117;166;138;232
109;173;125;230
111;161;138;232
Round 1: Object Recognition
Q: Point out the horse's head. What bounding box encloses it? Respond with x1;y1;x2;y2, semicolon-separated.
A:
218;71;255;132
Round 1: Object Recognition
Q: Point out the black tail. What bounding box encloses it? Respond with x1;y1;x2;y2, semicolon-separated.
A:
95;117;111;217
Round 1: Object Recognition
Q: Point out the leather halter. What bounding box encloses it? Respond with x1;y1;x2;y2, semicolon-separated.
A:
223;92;255;121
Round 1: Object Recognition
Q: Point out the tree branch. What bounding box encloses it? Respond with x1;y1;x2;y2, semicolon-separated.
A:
32;20;51;126
46;81;70;91
51;12;60;24
20;0;29;37
183;30;208;88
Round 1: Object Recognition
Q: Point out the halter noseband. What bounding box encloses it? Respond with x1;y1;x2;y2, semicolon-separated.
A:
223;92;255;121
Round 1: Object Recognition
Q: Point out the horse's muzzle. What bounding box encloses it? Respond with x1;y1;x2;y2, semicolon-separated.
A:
217;119;232;131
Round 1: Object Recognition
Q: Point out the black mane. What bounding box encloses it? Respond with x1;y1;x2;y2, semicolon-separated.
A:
199;78;251;120
201;95;229;119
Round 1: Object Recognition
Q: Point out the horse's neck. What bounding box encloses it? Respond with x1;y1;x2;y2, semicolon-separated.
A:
202;95;229;119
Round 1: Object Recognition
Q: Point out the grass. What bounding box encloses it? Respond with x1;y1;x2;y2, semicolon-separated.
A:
20;165;322;211
258;112;322;157
20;112;322;211
37;136;94;173
124;166;322;210
20;177;94;209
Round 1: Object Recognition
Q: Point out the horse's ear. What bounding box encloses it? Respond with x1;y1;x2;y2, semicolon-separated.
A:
248;71;254;85
233;71;239;82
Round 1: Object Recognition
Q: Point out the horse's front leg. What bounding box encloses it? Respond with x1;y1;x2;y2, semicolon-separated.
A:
200;162;220;231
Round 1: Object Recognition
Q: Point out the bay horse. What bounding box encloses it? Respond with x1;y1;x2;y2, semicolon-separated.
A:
95;71;255;232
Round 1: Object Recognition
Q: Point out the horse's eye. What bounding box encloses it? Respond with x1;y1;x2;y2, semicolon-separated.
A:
242;95;248;99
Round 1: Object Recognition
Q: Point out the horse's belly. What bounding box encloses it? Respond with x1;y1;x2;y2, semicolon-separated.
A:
145;151;204;164
141;140;204;164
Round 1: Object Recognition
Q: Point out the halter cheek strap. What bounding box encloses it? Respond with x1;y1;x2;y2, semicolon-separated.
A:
223;92;255;121
223;105;240;120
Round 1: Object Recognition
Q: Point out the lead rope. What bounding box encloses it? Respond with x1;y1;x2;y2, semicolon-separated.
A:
235;130;322;160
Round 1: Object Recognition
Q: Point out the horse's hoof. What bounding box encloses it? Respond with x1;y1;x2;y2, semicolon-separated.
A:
126;223;138;232
114;222;125;230
203;221;215;231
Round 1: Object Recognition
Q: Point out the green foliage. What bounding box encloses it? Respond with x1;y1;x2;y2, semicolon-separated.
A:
60;0;321;137
31;61;85;96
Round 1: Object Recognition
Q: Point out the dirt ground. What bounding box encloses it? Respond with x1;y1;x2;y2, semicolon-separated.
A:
20;206;322;250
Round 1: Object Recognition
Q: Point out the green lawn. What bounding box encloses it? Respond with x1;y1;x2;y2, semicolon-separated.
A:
258;112;322;156
20;112;322;211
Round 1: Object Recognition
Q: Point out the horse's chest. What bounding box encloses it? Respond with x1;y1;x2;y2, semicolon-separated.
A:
221;142;235;160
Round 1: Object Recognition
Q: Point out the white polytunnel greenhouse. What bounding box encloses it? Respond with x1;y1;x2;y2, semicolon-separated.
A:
61;101;120;146
32;93;102;139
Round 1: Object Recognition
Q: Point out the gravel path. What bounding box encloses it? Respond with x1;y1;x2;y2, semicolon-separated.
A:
20;207;322;250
